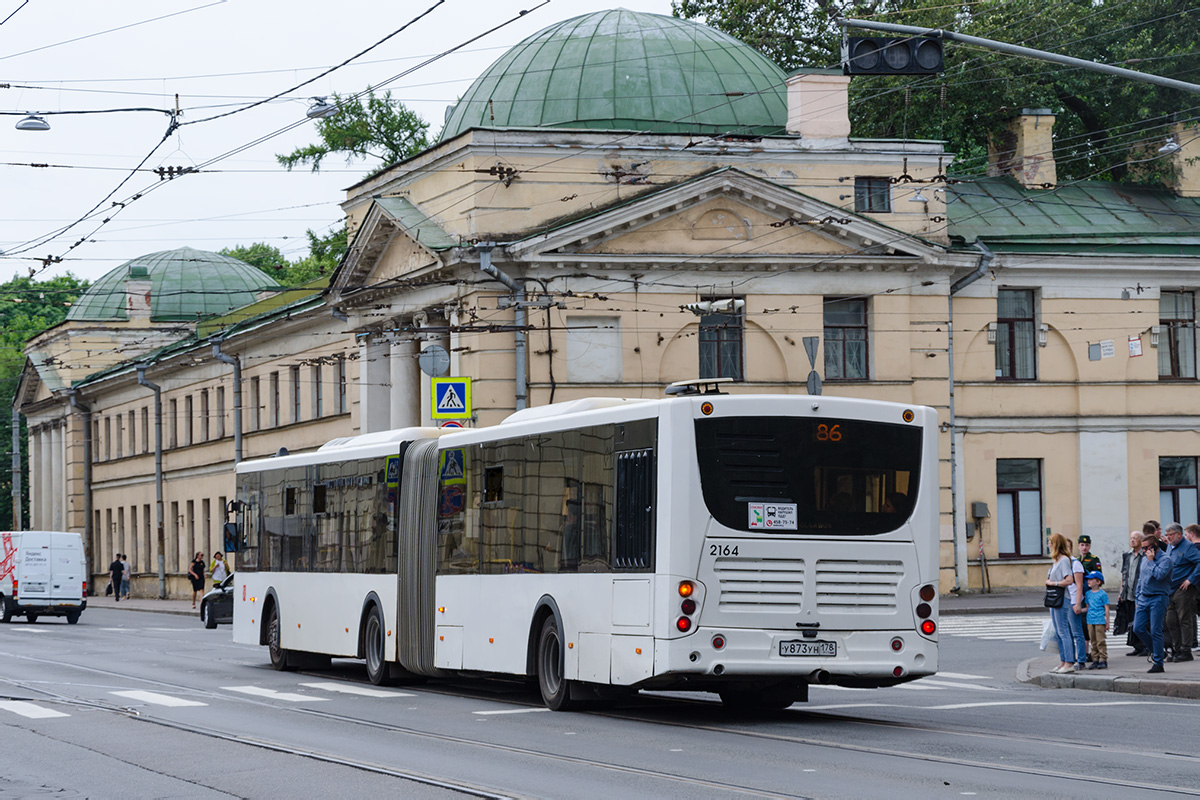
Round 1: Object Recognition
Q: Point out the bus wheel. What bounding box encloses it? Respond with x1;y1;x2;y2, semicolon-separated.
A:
267;606;293;671
364;606;392;686
536;615;575;711
1;597;13;623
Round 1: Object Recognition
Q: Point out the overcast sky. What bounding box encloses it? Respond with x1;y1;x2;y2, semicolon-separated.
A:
1;0;673;284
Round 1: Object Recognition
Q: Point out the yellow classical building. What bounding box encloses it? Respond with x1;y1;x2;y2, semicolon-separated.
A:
15;10;1200;597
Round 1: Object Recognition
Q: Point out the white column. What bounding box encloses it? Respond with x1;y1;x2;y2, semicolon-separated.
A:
360;337;391;433
1078;431;1130;574
52;424;65;530
40;427;52;530
27;428;40;529
390;339;419;430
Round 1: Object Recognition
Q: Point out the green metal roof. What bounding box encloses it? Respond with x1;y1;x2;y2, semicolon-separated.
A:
440;9;789;141
375;196;458;250
67;247;281;322
948;177;1200;254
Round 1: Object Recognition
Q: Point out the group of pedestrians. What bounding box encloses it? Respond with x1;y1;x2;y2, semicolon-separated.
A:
188;551;228;608
1047;521;1200;674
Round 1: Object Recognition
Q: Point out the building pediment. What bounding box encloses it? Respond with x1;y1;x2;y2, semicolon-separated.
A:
329;196;456;306
504;168;946;269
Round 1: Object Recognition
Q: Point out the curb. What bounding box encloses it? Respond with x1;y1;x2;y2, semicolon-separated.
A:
941;605;1043;616
1017;657;1200;700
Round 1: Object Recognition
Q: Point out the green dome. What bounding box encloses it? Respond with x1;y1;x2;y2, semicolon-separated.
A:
67;247;281;322
440;9;788;141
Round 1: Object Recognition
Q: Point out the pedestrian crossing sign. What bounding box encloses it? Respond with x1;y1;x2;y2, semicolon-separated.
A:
432;377;471;419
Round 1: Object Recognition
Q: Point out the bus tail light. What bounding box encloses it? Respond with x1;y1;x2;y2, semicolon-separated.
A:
678;581;694;597
711;634;726;650
890;637;904;652
893;666;905;677
11;578;16;599
916;603;931;619
676;616;692;632
680;598;696;615
919;584;936;602
82;580;87;596
920;619;936;635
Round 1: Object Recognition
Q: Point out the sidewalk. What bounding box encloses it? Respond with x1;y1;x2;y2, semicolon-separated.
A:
95;589;1200;700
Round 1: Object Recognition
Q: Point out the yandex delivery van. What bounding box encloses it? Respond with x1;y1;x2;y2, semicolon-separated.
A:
1;530;87;624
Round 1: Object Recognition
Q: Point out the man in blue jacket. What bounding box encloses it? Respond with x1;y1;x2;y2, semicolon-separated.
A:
1133;534;1174;673
1163;523;1200;662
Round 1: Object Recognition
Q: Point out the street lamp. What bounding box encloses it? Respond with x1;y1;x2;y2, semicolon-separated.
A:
15;114;49;131
1158;137;1181;154
306;97;338;119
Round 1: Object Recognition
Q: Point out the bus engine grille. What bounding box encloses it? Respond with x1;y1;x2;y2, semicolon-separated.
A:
814;559;903;612
712;557;804;612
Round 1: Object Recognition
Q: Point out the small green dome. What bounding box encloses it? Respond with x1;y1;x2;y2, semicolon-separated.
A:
67;247;281;322
440;9;788;141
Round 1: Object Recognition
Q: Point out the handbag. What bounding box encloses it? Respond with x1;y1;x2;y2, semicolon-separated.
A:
1043;585;1065;608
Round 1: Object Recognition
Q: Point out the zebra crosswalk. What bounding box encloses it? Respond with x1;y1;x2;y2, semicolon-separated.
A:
938;613;1132;650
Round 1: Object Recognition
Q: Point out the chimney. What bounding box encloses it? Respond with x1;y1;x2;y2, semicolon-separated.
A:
987;108;1056;189
125;264;152;320
1165;120;1199;197
786;70;851;142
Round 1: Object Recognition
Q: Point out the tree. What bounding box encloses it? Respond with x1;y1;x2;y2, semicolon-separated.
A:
674;0;1199;182
220;227;347;288
277;87;431;173
0;273;89;528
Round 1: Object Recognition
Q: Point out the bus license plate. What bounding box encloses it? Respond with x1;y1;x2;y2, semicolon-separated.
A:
779;639;835;657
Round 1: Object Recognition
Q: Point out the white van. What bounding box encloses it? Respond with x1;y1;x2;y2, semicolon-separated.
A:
1;530;87;624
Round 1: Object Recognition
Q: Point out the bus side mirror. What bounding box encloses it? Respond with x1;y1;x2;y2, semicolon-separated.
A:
223;522;241;553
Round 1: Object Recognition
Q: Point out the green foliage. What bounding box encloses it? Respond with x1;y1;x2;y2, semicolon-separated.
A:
220;227;347;287
675;0;1199;182
277;87;430;173
0;273;89;528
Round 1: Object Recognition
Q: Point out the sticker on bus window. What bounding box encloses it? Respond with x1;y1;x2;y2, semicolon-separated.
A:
748;502;798;530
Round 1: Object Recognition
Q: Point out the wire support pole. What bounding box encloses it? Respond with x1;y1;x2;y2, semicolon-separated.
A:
839;19;1200;96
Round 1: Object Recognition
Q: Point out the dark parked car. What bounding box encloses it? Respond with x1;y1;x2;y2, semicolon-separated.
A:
200;574;233;628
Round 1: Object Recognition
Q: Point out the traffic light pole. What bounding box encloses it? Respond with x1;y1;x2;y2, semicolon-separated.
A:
840;19;1200;95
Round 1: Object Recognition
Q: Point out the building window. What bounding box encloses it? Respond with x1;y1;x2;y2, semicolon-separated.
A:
184;395;194;446
128;410;136;455
1159;290;1196;380
565;316;622;382
336;357;347;415
270;372;280;427
1160;457;1199;527
104;417;111;461
699;311;744;381
217;386;226;439
824;298;868;381
996;458;1043;557
995;289;1036;381
169;399;178;449
141;407;149;454
854;177;891;213
200;390;210;441
290;366;302;424
92;420;100;463
312;365;323;418
115;415;123;459
251;376;261;432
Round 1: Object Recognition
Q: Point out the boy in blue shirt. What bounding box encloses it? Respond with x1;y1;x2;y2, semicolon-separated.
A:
1084;571;1110;669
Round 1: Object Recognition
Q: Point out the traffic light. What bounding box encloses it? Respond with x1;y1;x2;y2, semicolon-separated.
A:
843;36;944;75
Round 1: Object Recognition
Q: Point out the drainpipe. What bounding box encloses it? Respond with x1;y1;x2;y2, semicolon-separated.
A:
947;240;995;592
477;243;527;411
10;410;21;531
136;365;166;599
211;341;242;463
67;392;92;582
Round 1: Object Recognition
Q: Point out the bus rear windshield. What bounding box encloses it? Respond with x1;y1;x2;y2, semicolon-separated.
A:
695;416;922;536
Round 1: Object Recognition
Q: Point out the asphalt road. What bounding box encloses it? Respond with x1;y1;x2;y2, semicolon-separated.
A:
2;608;1196;799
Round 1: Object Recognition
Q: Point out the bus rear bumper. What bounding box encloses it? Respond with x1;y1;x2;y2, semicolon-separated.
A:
661;627;938;684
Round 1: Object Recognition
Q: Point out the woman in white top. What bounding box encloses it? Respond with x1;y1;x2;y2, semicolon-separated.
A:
1046;532;1080;673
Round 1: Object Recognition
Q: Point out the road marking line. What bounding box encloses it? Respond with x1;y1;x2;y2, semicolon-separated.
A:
472;707;551;715
299;682;414;698
936;672;990;680
222;686;328;702
895;683;939;690
7;627;48;633
911;679;999;692
110;690;207;707
0;701;69;719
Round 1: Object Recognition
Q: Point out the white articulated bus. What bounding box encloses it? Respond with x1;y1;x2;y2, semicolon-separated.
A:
230;382;940;710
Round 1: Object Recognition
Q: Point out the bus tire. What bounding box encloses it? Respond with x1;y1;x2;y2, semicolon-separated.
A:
65;610;81;625
267;605;293;671
1;597;13;623
536;615;575;711
363;606;392;686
